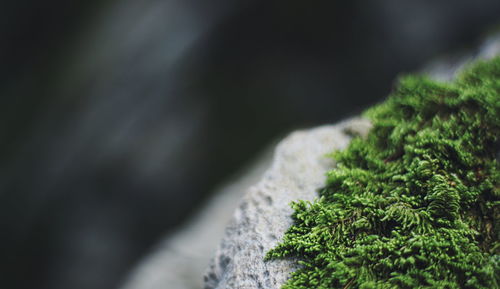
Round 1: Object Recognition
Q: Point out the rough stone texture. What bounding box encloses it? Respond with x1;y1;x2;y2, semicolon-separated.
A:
120;148;274;289
204;118;371;289
120;118;370;289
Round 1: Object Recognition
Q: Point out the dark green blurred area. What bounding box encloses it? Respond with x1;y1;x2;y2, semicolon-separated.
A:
1;1;499;289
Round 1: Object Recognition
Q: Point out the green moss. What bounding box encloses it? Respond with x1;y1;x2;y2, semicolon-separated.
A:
266;57;500;289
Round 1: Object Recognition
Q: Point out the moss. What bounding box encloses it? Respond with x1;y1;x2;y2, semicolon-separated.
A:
266;57;500;289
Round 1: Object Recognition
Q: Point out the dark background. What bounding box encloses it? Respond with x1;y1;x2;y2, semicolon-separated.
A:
1;1;499;289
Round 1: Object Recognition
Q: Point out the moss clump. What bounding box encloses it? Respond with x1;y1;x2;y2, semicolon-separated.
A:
266;57;500;288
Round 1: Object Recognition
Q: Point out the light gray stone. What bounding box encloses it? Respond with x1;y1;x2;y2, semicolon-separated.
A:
204;118;370;289
119;117;368;289
119;148;274;289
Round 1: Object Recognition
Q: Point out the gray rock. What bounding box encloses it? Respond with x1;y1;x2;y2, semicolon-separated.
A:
120;118;369;289
120;148;274;289
204;118;370;289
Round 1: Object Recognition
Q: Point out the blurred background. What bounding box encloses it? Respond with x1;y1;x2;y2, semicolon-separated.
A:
0;1;499;289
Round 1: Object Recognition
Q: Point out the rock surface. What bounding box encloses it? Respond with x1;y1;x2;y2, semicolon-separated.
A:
120;118;370;289
120;148;274;289
204;118;371;289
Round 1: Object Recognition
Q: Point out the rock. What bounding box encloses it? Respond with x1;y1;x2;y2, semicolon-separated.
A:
120;148;274;289
204;118;370;289
119;117;368;289
120;117;369;289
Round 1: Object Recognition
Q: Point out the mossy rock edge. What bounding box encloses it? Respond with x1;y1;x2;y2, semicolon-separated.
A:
266;57;500;289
